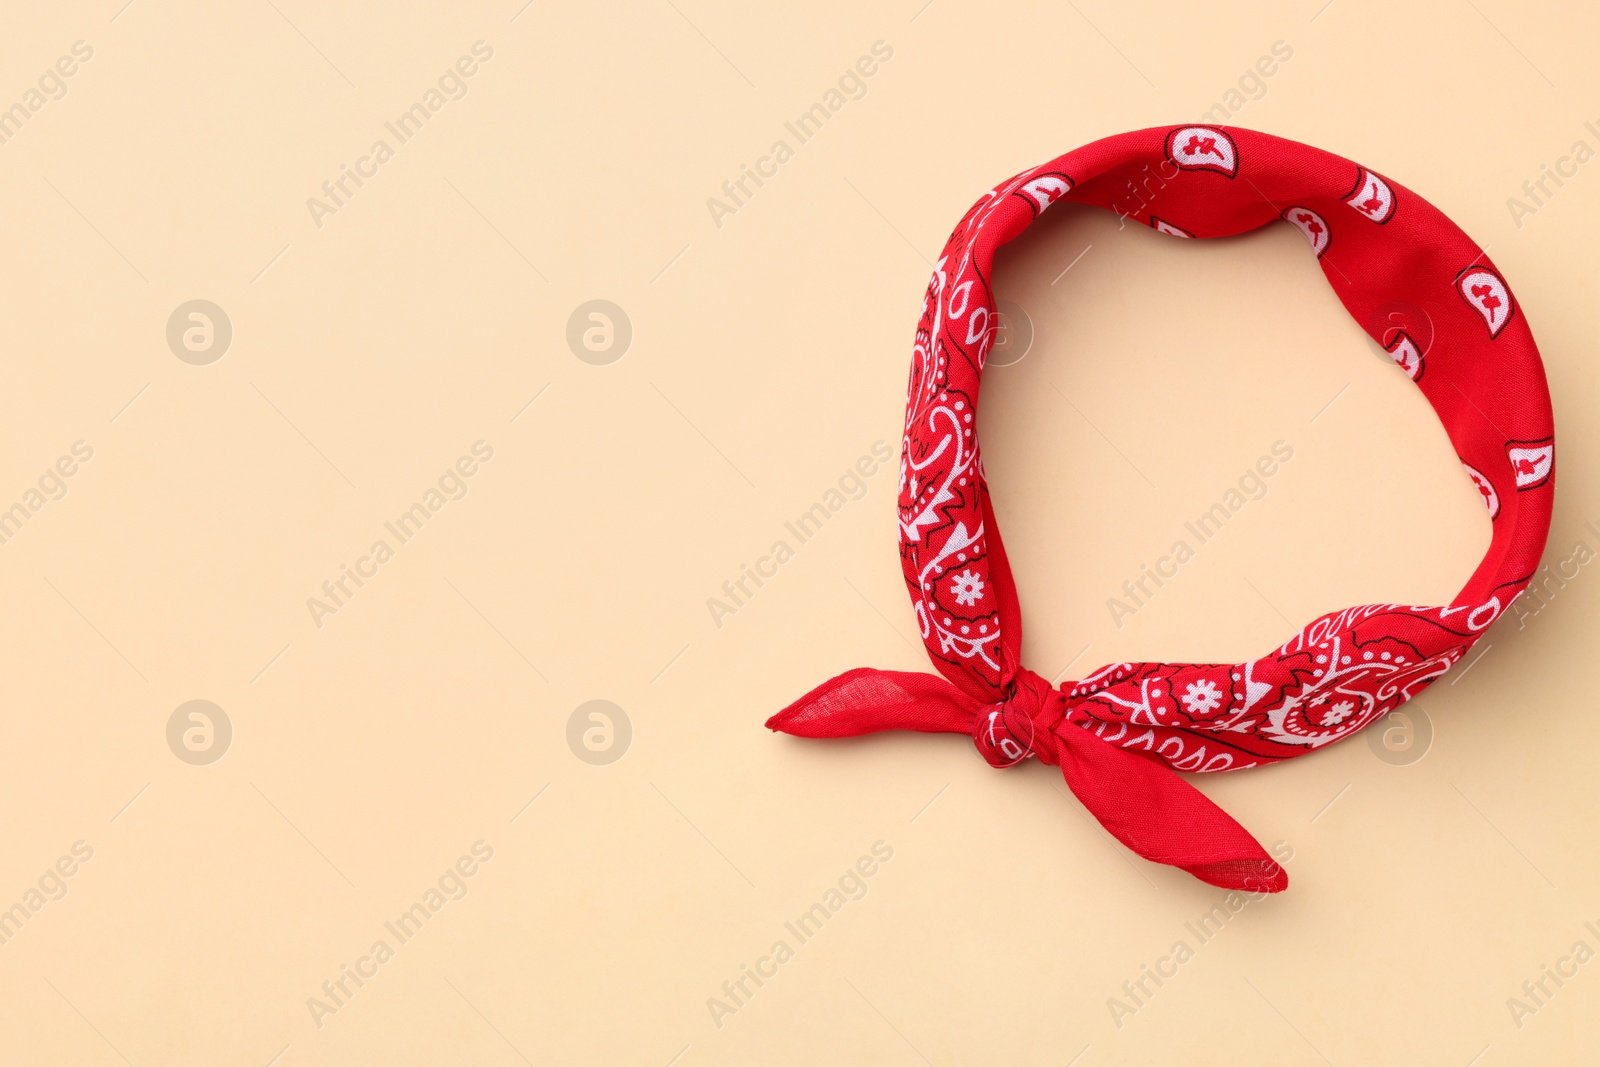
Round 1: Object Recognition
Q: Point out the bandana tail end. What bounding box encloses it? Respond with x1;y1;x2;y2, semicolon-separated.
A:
1056;725;1289;893
765;667;979;738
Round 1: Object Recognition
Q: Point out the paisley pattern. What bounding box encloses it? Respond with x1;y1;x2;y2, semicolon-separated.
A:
896;126;1555;772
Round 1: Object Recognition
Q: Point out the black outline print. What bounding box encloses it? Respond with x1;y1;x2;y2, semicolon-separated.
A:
1164;126;1238;178
1456;265;1515;339
1505;437;1554;490
1344;166;1397;224
1011;172;1075;217
1149;215;1194;238
1385;329;1425;382
1282;205;1331;258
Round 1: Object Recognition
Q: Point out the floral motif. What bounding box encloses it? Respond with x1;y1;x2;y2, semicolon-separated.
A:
891;128;1552;770
1181;679;1223;717
950;569;984;607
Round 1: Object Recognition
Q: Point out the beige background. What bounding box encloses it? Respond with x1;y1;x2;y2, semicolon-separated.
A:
0;0;1596;1063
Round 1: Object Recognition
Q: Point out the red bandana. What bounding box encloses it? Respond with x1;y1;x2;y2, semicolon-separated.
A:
768;126;1555;893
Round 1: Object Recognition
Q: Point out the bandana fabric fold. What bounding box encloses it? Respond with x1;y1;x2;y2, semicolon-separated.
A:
768;126;1555;892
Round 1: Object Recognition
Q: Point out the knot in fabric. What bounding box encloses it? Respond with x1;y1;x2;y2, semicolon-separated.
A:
765;661;1290;892
971;668;1064;768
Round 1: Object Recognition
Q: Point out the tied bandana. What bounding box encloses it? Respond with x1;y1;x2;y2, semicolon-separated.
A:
768;126;1555;893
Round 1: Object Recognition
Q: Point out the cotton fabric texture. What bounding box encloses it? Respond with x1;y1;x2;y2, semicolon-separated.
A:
768;126;1555;893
